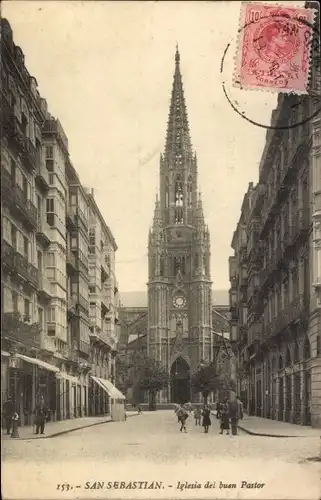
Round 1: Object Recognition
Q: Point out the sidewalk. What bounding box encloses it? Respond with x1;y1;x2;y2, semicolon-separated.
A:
238;415;321;438
1;411;137;441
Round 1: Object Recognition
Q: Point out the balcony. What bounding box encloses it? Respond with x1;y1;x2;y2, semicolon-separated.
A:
36;218;51;246
66;250;77;272
239;325;248;345
77;295;89;314
13;252;39;289
41;334;57;353
101;262;110;282
66;206;77;228
67;296;77;317
23;137;37;170
38;274;52;300
248;322;261;344
1;169;37;229
272;294;307;337
35;161;50;191
2;312;41;348
291;209;310;243
78;340;90;356
2;240;15;270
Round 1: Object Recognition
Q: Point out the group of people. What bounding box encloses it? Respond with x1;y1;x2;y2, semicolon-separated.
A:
3;396;48;436
174;393;244;436
216;395;243;435
174;402;212;433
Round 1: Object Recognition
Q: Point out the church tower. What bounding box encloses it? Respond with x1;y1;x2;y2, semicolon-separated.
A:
147;47;212;403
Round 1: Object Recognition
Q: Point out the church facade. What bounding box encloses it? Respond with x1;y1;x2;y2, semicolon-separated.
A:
147;48;213;403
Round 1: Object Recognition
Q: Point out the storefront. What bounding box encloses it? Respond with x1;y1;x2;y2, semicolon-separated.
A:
1;351;59;427
91;375;125;421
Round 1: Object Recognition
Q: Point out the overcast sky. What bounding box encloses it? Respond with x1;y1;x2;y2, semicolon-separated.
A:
3;1;282;293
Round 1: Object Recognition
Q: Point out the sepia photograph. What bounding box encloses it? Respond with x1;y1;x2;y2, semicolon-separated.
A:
1;1;321;499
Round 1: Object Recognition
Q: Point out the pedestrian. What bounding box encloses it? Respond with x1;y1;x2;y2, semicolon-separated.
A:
137;405;143;415
177;405;189;433
216;400;222;419
34;396;47;435
3;397;14;435
228;392;240;436
193;407;201;426
219;398;230;435
174;404;181;422
202;404;211;433
237;396;244;420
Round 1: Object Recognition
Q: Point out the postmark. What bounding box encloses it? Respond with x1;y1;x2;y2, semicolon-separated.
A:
233;2;317;94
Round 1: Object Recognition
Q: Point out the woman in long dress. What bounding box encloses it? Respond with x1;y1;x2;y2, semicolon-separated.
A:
219;399;230;435
202;405;211;433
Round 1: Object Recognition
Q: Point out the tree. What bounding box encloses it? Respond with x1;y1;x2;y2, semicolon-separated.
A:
191;362;235;404
191;362;220;405
136;354;169;411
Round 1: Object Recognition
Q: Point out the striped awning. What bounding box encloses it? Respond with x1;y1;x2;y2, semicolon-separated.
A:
91;376;125;400
16;353;60;373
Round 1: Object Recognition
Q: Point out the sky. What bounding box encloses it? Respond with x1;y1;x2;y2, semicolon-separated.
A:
3;0;281;293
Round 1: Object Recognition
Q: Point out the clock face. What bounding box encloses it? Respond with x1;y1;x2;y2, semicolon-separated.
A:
173;295;186;308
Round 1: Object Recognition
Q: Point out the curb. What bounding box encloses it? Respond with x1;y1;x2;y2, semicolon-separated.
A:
2;413;138;441
238;424;307;438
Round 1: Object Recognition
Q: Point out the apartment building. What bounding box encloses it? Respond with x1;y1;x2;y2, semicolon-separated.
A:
86;189;119;416
1;18;121;426
229;92;321;428
1;18;60;425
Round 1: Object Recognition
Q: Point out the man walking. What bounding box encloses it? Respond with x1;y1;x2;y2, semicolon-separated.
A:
3;397;14;435
177;405;189;432
34;396;47;435
228;392;240;436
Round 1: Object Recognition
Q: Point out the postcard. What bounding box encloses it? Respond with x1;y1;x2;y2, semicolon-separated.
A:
1;1;320;500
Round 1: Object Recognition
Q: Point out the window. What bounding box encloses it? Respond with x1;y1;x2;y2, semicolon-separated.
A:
46;146;54;159
160;256;164;277
47;307;55;322
11;225;17;250
317;335;321;356
23;236;28;259
24;299;30;319
46;198;55;226
49;174;54;185
89;286;96;294
89;229;95;246
46;252;55;267
3;217;11;243
187;176;192;207
12;291;18;312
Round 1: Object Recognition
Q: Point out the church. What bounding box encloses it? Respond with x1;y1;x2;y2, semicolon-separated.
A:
119;48;230;404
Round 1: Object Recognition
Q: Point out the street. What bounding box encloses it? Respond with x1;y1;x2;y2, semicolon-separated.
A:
2;411;320;500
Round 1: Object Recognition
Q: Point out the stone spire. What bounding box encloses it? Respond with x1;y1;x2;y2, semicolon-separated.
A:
164;45;192;158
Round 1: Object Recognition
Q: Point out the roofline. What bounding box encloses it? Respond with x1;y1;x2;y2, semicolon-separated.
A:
87;192;118;251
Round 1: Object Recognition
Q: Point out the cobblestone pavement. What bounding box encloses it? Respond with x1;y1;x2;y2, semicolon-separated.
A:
2;411;320;500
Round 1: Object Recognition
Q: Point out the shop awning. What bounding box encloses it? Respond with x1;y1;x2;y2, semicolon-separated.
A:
91;376;125;400
16;353;60;373
56;373;80;385
1;350;10;357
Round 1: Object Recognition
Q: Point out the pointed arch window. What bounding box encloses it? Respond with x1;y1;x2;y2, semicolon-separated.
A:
187;176;192;207
165;177;169;208
175;176;184;224
160;254;165;277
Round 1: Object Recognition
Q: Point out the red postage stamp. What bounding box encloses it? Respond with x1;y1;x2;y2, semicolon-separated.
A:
234;2;317;93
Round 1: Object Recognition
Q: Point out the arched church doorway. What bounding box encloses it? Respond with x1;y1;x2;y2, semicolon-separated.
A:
170;357;190;404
